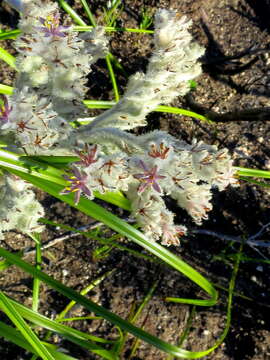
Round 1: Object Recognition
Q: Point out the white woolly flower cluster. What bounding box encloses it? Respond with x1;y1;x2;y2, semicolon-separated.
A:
0;87;71;154
78;9;204;133
15;0;108;102
0;0;108;237
0;174;44;239
0;0;108;155
61;134;238;246
0;0;238;246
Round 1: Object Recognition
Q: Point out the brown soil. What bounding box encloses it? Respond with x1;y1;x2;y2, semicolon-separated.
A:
0;0;270;359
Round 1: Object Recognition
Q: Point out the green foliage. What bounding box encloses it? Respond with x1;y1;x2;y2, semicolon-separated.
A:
139;8;153;30
0;46;17;69
103;0;123;27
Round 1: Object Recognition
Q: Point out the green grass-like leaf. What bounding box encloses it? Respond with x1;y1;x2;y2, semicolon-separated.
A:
0;29;21;40
58;0;87;26
82;100;212;123
75;25;154;34
0;83;13;95
0;321;78;360
0;291;55;360
0;46;17;69
238;176;270;188
28;233;42;312
105;54;120;101
5;298;118;360
0;247;220;358
236;167;270;179
80;0;97;26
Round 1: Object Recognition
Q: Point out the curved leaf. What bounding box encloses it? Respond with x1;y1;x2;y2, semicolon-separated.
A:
0;248;221;359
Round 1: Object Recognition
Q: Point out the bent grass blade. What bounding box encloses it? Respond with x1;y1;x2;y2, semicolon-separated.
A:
0;247;221;359
0;244;241;358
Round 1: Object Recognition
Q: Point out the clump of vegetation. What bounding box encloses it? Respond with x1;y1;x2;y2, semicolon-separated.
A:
0;0;269;359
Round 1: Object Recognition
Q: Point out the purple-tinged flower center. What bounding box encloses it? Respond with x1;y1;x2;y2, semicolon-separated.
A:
0;96;12;124
17;119;36;133
148;142;170;159
133;160;166;193
38;13;69;38
61;168;92;205
75;144;98;167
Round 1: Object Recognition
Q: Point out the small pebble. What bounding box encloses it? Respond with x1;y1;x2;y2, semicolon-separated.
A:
62;269;69;277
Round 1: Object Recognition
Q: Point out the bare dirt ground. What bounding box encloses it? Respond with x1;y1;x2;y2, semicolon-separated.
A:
0;0;270;359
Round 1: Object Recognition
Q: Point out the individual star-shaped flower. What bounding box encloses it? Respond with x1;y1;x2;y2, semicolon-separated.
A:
148;142;170;159
60;167;92;205
0;95;12;125
133;160;166;194
75;144;98;167
37;13;69;38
